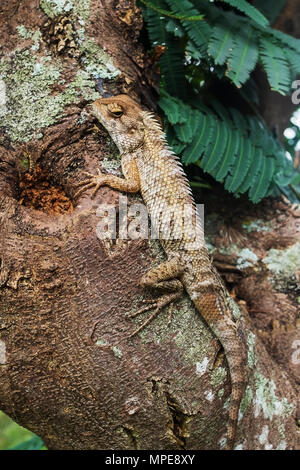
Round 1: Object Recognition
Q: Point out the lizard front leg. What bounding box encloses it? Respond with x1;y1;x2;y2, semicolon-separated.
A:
74;154;140;199
129;257;185;337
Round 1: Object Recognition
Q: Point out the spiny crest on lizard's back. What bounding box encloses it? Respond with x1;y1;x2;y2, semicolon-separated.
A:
141;110;194;198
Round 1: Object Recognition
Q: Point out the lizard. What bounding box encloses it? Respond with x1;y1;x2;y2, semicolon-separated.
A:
74;94;247;450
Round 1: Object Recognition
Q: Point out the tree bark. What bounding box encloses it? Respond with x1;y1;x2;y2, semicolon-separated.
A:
0;0;298;450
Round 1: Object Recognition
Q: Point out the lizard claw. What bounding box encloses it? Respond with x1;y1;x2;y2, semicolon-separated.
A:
74;169;106;200
127;300;157;319
127;292;181;338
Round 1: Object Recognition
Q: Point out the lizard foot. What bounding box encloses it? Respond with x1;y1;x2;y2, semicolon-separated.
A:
74;169;106;199
128;291;181;338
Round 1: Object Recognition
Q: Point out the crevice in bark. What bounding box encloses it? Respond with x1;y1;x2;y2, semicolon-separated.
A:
165;392;190;449
212;346;226;370
119;425;138;450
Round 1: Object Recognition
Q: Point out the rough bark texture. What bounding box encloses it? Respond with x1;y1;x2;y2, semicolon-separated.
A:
0;0;299;450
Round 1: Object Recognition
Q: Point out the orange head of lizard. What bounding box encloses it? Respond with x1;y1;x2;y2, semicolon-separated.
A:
92;95;145;154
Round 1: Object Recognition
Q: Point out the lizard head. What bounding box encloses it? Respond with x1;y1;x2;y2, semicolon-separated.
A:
92;95;145;154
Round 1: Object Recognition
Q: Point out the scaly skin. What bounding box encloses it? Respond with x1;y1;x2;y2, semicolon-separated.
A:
75;95;247;450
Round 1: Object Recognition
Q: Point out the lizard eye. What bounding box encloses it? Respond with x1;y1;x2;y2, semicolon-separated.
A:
107;103;124;118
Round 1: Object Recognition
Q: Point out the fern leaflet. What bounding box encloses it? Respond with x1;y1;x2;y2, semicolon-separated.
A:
249;157;275;203
227;24;259;88
218;0;269;27
165;0;211;54
139;0;204;20
143;4;187;98
259;36;291;94
208;15;235;65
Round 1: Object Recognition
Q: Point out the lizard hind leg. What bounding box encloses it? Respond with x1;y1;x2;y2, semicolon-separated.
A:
128;258;185;338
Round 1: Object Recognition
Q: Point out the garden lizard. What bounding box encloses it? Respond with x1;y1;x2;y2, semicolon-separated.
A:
75;95;247;450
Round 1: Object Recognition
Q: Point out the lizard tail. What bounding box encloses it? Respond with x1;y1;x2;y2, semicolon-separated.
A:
193;293;247;450
221;329;246;450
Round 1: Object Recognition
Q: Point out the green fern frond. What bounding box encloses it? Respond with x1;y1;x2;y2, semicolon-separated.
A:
270;28;300;53
159;94;190;124
226;24;259;88
236;147;263;194
212;127;240;181
174;108;199;143
201;118;229;172
143;5;187;98
218;0;269;27
166;19;184;38
273;150;296;187
224;137;253;193
284;48;300;75
259;36;291;95
142;1;299;203
165;0;211;54
160;93;294;202
186;40;202;60
208;15;235;65
181;112;213;164
166;124;186;154
228;108;248;137
159;39;187;98
139;0;204;20
209;101;240;181
249;157;275;203
147;0;297;92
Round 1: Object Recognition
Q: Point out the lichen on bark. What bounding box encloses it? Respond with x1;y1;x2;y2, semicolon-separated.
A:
0;0;122;143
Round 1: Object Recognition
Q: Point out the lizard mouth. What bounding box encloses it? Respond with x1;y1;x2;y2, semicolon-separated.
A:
91;103;106;128
91;102;99;117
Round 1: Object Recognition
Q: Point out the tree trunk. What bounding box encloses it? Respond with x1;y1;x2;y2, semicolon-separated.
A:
0;0;298;450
